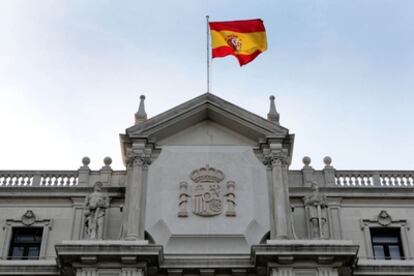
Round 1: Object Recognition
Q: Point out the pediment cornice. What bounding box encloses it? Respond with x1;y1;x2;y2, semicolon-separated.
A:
124;93;289;143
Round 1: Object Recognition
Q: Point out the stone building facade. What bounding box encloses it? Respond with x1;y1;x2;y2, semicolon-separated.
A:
0;93;413;275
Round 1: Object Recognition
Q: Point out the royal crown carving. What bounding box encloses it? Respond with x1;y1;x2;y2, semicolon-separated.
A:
191;165;225;183
179;164;236;218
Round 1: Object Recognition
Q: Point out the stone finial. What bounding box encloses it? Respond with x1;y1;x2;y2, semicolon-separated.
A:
323;156;333;168
79;157;91;186
302;156;314;186
267;95;280;124
103;157;112;167
82;156;90;166
322;156;335;187
135;95;147;124
100;157;112;184
302;156;311;167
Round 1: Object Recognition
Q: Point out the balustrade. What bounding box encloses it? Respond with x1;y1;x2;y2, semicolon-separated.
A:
0;171;79;187
335;171;414;187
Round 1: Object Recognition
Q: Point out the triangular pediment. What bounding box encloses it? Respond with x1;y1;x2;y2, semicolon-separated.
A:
158;120;257;146
125;93;289;145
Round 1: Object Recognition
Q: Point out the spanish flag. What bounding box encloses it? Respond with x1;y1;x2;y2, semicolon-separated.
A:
209;19;267;66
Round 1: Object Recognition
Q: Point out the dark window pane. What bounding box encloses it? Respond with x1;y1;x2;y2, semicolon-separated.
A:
373;245;385;259
14;233;36;242
10;246;24;258
370;228;404;260
372;236;399;243
9;227;43;260
389;245;402;259
27;247;40;258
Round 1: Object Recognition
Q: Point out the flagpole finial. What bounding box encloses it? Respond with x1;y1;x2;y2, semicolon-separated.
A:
135;95;147;124
267;95;280;124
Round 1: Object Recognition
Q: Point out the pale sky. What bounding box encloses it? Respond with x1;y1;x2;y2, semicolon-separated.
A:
0;1;413;171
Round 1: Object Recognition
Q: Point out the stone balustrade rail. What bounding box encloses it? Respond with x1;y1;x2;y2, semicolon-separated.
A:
288;170;414;187
1;168;413;188
0;171;79;187
0;170;127;187
335;170;414;187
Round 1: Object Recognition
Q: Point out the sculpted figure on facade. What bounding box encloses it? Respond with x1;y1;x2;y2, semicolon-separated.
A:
304;182;329;239
84;181;109;240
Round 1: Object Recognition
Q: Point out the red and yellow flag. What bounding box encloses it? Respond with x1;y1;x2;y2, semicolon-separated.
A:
209;19;267;66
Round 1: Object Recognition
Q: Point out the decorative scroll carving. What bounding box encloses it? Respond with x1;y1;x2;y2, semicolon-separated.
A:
178;165;236;218
84;182;109;240
304;182;329;239
378;210;392;226
21;210;36;226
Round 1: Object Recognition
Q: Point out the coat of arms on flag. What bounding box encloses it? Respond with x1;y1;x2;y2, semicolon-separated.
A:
209;19;267;66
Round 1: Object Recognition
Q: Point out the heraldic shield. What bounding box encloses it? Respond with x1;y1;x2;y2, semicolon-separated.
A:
190;165;225;217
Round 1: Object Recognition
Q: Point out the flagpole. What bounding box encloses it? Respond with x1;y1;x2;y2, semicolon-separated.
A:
206;15;211;93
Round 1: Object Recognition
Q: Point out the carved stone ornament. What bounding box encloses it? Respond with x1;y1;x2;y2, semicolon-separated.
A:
262;149;288;167
21;210;36;226
377;210;392;226
126;147;152;168
178;165;236;217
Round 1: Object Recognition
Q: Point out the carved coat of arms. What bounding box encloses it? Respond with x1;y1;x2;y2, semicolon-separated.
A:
178;165;236;218
191;165;224;216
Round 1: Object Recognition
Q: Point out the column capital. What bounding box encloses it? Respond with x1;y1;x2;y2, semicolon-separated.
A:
262;149;289;168
126;146;153;169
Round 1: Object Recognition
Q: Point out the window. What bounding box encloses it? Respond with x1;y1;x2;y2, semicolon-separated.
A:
371;228;404;260
8;227;43;260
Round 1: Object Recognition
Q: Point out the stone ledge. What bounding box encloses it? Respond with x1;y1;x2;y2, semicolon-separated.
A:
355;259;414;275
252;240;359;267
60;240;149;245
162;253;253;269
265;239;355;246
0;259;58;275
55;240;163;275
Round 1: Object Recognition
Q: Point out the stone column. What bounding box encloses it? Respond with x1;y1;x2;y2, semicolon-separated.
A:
263;148;291;239
124;144;152;240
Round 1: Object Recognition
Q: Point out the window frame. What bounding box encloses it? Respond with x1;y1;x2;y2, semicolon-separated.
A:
8;227;44;260
361;216;411;260
370;227;404;260
2;217;53;260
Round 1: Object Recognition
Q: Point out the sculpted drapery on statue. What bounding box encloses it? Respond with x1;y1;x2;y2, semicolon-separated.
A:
304;182;329;239
84;181;109;240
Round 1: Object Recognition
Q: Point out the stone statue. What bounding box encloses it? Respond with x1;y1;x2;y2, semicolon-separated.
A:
304;182;328;239
84;181;109;240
